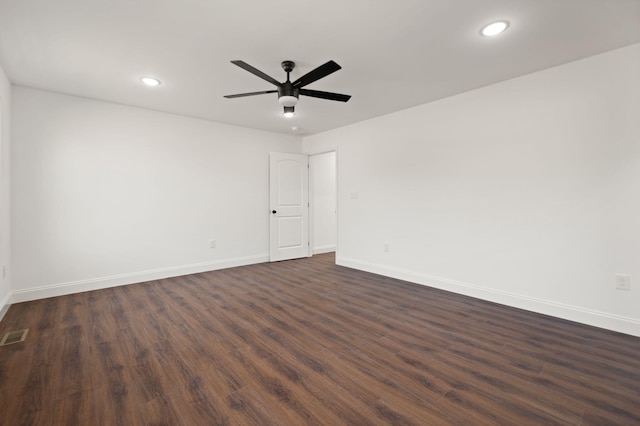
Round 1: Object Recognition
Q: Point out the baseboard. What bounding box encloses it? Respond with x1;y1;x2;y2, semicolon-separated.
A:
0;290;11;323
11;254;269;303
313;245;336;255
337;256;640;338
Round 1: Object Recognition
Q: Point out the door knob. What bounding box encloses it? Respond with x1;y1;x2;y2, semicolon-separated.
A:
272;210;277;214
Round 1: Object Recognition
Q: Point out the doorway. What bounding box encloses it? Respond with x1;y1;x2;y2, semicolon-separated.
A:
309;151;337;255
269;150;336;261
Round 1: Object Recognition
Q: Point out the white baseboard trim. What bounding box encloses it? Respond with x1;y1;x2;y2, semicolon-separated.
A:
11;254;269;303
313;245;336;255
337;256;640;337
0;290;11;323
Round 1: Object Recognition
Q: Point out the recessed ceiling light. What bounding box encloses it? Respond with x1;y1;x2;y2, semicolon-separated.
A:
141;77;161;87
480;21;509;37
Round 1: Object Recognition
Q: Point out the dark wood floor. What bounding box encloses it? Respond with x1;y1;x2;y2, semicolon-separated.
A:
1;254;639;425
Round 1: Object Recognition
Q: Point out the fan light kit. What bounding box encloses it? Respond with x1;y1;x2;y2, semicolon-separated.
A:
141;77;161;87
283;107;295;118
481;21;509;36
225;60;351;117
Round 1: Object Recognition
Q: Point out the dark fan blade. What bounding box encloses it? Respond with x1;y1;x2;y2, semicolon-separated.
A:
299;88;351;102
292;60;341;88
231;60;281;86
224;90;278;99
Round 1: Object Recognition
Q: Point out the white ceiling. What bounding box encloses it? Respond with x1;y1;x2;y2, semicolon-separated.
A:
1;0;639;136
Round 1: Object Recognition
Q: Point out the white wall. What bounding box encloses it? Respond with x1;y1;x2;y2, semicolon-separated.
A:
304;43;640;336
309;151;336;254
11;87;301;301
0;63;11;318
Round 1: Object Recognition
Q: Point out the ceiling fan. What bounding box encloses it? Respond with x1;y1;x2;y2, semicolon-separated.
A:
224;60;351;117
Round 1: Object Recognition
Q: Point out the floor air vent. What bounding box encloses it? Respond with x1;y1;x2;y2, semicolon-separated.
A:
0;329;29;346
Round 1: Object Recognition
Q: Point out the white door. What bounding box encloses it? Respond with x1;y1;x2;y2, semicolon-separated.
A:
269;152;309;261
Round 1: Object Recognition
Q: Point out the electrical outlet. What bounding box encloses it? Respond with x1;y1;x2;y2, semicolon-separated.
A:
384;243;390;253
210;240;216;249
615;274;631;291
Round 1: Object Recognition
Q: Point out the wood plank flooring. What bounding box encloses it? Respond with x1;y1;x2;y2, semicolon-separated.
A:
1;253;639;425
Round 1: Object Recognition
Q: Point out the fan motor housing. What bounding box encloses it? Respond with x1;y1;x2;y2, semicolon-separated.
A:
278;82;299;106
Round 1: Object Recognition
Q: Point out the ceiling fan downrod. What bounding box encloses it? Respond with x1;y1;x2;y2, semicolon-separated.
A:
278;60;299;108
